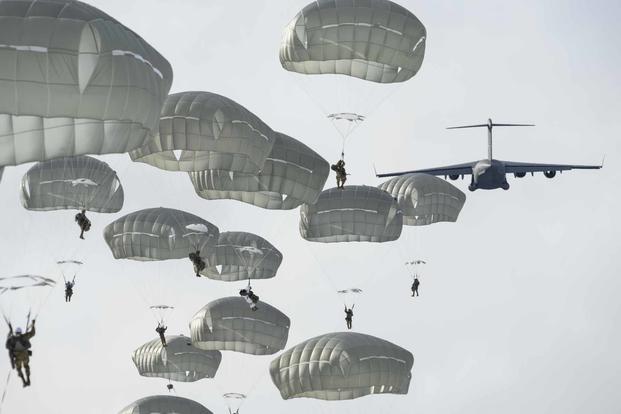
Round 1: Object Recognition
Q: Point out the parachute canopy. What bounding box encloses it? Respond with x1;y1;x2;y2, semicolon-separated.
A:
130;91;275;173
0;274;56;296
21;156;124;213
300;186;403;243
0;0;173;168
132;335;221;382
103;207;219;261
189;131;330;209
118;395;213;414
280;0;427;84
223;393;246;413
378;174;466;225
0;274;56;327
270;332;414;401
189;297;290;355
201;231;283;281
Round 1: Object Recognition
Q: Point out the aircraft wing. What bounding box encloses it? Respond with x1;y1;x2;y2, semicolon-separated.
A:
375;162;476;178
503;160;603;174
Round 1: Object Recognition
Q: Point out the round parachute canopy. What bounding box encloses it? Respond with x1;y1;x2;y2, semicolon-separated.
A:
223;393;246;413
103;207;219;261
0;274;56;327
299;186;403;243
189;296;290;355
132;335;221;383
280;0;426;84
189;132;330;209
201;231;283;282
20;155;124;213
0;0;173;168
337;287;363;308
270;331;414;401
378;173;466;225
118;395;213;414
129;91;275;173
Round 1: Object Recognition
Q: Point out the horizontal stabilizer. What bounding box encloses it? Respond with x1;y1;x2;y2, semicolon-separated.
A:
446;124;488;130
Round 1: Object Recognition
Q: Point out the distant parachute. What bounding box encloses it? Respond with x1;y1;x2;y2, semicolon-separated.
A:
378;174;466;225
132;335;221;382
222;393;246;414
103;207;219;261
130;91;275;173
0;274;56;327
200;231;283;281
118;395;213;414
0;0;173;168
300;186;403;243
270;332;414;401
337;288;363;308
280;0;427;84
280;0;426;156
190;297;290;355
21;156;124;213
189;131;330;209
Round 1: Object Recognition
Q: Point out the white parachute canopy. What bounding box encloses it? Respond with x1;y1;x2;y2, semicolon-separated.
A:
149;305;175;325
118;395;214;414
57;260;84;284
21;156;124;213
299;186;403;243
132;335;221;383
405;259;426;279
222;393;246;414
378;174;467;225
103;207;220;261
129;91;276;173
0;274;56;327
270;332;414;401
189;132;330;210
200;231;283;281
0;0;173;168
280;0;427;152
337;288;363;308
189;297;290;355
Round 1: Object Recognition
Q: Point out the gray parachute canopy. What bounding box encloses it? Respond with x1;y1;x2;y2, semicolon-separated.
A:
20;155;124;212
270;332;414;401
0;0;173;168
103;207;219;261
280;0;426;83
132;335;221;382
129;91;275;173
378;173;466;225
118;395;213;414
189;131;329;209
300;186;403;243
200;231;283;281
190;297;290;355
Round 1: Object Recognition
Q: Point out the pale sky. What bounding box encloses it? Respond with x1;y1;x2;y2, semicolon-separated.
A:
0;1;620;413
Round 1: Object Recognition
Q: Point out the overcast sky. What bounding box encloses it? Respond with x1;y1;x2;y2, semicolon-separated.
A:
0;0;620;413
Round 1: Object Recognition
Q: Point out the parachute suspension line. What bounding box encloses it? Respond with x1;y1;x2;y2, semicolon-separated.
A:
303;246;350;333
0;370;12;414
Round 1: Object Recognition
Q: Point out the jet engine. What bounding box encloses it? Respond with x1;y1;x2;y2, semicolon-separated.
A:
514;172;526;178
544;171;556;178
448;174;460;180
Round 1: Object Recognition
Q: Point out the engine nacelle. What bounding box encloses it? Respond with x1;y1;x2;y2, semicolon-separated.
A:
514;172;526;178
544;170;556;178
448;174;460;180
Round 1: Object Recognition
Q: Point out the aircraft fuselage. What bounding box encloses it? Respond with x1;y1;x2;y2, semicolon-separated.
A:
469;159;510;191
